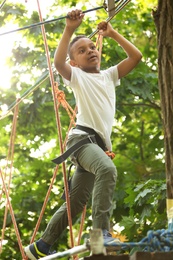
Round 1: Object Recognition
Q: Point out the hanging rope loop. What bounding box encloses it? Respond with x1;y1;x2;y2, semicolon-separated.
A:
56;89;66;105
54;82;67;106
54;82;76;127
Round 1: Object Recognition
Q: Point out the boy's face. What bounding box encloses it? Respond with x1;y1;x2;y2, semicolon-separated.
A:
70;38;100;73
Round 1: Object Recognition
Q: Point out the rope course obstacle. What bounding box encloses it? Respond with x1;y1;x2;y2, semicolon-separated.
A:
1;0;173;259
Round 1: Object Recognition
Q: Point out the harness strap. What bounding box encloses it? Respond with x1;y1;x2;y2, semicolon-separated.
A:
52;126;115;165
52;135;96;165
75;125;107;151
76;125;115;160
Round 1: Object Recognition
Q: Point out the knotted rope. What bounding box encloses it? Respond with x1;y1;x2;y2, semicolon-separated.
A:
140;229;173;252
103;229;173;252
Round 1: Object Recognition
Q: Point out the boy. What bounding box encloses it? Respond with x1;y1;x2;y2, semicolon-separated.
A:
25;9;142;259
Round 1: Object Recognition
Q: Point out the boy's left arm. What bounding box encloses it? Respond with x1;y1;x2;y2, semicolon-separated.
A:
97;22;142;79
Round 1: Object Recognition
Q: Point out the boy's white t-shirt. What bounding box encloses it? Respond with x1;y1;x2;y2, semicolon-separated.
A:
63;65;120;150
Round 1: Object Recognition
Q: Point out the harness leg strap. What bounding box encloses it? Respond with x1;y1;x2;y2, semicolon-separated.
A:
52;135;96;165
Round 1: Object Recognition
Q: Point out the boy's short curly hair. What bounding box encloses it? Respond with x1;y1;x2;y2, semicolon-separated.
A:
68;35;88;59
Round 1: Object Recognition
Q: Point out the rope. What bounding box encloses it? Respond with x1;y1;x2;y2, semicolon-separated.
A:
29;166;59;246
0;169;26;259
140;229;173;252
77;205;87;246
54;82;76;127
0;102;26;258
101;229;173;252
29;0;75;250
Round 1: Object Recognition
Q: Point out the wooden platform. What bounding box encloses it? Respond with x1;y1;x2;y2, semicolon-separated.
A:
84;251;173;260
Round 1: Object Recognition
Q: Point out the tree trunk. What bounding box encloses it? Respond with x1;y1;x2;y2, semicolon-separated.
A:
153;0;173;200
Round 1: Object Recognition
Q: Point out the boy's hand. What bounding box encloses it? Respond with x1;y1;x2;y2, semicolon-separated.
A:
97;21;114;37
66;9;85;31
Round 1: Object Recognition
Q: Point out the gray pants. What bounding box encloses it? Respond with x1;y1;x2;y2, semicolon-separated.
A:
42;134;117;245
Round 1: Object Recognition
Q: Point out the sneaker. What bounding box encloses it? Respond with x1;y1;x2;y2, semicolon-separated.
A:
102;229;121;251
24;242;56;260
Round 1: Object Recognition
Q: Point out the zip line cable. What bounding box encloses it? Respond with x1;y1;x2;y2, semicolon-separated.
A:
0;0;6;10
0;0;128;37
0;5;106;36
89;0;131;38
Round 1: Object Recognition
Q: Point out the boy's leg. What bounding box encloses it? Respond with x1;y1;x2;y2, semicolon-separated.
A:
41;154;95;245
29;134;116;246
76;142;117;231
66;134;117;231
25;165;94;259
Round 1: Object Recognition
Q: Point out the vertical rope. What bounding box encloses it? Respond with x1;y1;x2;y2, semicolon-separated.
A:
77;205;87;245
96;34;103;69
1;100;19;245
0;169;26;259
30;0;74;248
0;101;26;258
29;165;59;244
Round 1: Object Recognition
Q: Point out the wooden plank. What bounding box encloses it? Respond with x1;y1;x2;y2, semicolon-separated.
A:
130;251;173;260
152;252;173;260
84;254;129;260
84;251;173;260
130;252;152;260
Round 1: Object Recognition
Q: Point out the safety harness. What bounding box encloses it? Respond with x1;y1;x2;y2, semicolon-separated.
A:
52;125;115;165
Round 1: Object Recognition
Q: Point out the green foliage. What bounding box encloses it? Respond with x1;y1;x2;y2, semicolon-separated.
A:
0;0;166;258
118;179;166;241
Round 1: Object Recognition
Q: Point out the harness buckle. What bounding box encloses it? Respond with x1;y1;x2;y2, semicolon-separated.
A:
88;135;96;144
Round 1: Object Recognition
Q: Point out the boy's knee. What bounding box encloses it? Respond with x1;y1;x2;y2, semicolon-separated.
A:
100;163;117;182
107;165;117;179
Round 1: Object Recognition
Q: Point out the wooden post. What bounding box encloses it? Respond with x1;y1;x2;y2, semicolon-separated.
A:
107;0;115;17
84;252;173;260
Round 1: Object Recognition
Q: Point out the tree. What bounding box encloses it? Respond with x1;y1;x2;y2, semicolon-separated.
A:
153;0;173;229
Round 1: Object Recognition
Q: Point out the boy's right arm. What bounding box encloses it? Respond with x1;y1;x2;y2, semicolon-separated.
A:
54;10;84;81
